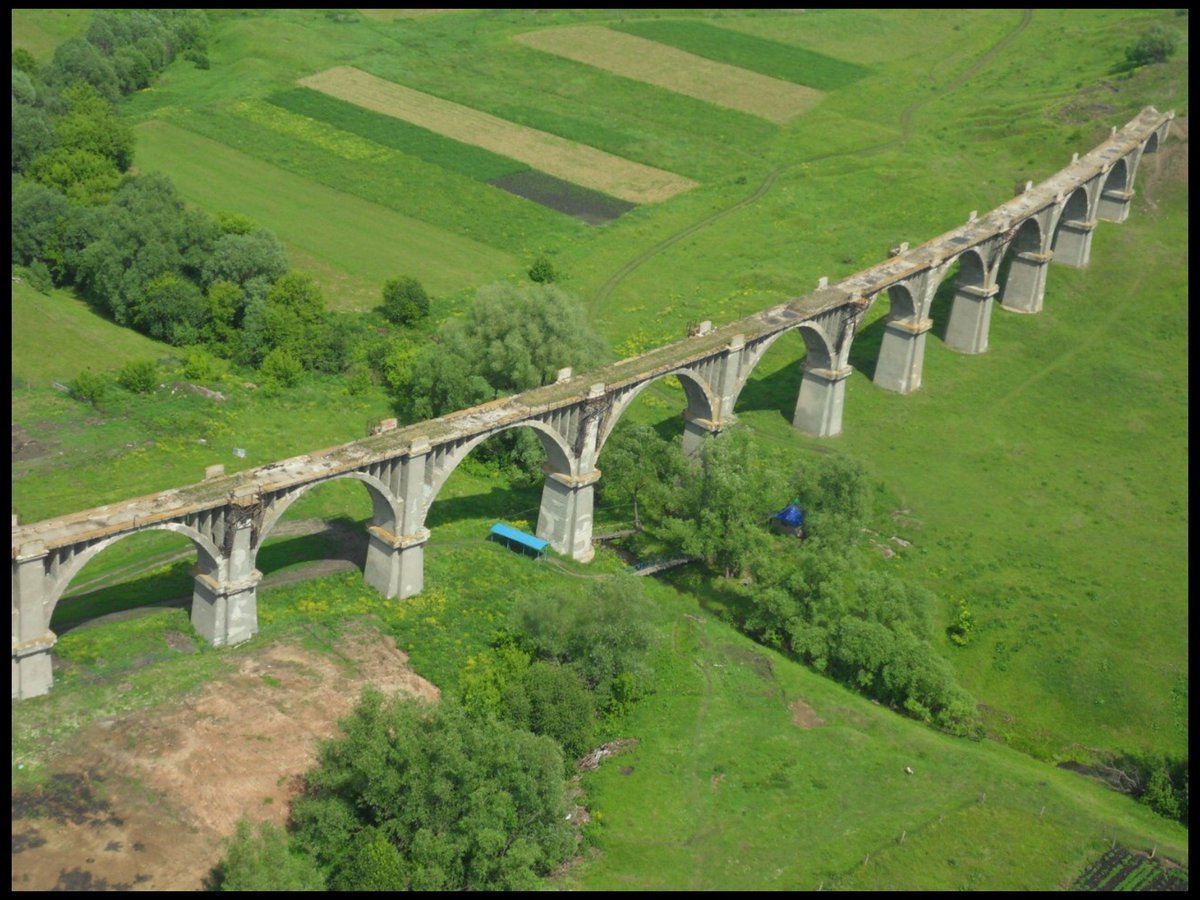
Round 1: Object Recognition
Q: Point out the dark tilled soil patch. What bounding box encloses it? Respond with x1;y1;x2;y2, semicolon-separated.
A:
490;170;636;224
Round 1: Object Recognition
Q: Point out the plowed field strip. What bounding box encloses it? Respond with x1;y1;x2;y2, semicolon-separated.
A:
513;25;822;125
299;66;698;204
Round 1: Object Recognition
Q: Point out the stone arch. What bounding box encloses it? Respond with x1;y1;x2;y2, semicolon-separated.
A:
1142;130;1160;156
1102;157;1129;194
424;419;577;519
44;523;222;625
729;319;837;412
257;470;400;550
597;368;717;453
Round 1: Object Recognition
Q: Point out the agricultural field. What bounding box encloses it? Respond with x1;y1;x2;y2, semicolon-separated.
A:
11;7;1189;892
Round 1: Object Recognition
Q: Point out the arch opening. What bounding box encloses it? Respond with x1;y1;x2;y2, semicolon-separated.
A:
48;526;219;634
424;423;573;537
731;322;835;425
255;475;381;588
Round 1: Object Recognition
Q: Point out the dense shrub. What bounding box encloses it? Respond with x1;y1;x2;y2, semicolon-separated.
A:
214;820;324;891
289;690;573;891
116;358;159;393
381;275;430;325
1125;24;1179;66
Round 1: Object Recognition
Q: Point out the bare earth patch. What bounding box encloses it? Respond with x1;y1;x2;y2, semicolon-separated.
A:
11;625;438;891
789;698;825;729
298;66;698;204
514;25;822;125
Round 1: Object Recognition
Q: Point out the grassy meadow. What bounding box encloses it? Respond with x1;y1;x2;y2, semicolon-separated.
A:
11;7;1189;890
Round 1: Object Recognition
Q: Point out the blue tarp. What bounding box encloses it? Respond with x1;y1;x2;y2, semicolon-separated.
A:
772;504;805;527
489;522;549;555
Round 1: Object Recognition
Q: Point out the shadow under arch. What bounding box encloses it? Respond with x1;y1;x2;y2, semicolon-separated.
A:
596;367;717;454
424;419;577;525
46;523;221;628
730;320;836;424
258;470;399;548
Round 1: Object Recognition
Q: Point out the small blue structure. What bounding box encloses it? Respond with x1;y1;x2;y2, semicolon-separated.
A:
488;522;549;559
770;502;806;538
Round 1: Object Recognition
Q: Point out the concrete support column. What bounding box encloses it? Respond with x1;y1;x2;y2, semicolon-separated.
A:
874;317;933;394
944;284;998;355
364;443;430;599
1000;251;1052;314
12;545;54;700
364;525;430;599
1098;188;1133;223
793;365;851;437
681;410;723;458
1052;219;1096;268
191;516;259;647
536;468;599;562
713;335;746;420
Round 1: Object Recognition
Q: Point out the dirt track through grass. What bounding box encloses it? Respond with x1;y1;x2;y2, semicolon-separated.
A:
514;25;822;124
298;66;699;204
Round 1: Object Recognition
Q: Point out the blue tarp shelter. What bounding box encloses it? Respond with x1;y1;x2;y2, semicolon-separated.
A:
772;504;805;528
488;523;549;559
770;503;806;537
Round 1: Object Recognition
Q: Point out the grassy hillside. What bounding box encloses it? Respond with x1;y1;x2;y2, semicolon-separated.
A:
10;7;1189;891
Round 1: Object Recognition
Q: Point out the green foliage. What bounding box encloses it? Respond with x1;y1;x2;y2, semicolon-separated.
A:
115;358;159;394
260;347;304;388
55;81;135;171
394;282;606;471
67;367;110;407
381;275;430;325
291;690;573;891
946;596;974;646
135;273;207;344
1125;24;1179;66
528;254;558;284
663;430;784;578
12;47;39;77
11;181;70;266
215;819;324;891
201;228;288;290
512;576;657;710
598;421;688;530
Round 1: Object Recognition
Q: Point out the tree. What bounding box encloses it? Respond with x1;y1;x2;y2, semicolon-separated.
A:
11;102;57;173
44;37;120;102
135;273;206;344
664;429;783;578
201;228;288;290
1125;24;1179;67
381;275;430;325
54;81;135;170
291;691;573;891
528;254;558;284
215;819;324;891
11;182;70;266
597;421;685;530
512;577;657;709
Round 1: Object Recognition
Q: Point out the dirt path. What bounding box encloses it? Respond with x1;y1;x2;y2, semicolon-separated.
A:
11;624;439;891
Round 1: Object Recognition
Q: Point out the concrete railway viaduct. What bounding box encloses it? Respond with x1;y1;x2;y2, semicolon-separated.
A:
12;107;1173;699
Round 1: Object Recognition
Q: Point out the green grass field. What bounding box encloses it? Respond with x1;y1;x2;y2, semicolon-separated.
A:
612;18;872;90
11;7;1189;891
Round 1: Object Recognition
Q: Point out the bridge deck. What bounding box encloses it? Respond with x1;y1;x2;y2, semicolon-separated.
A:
11;107;1172;557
